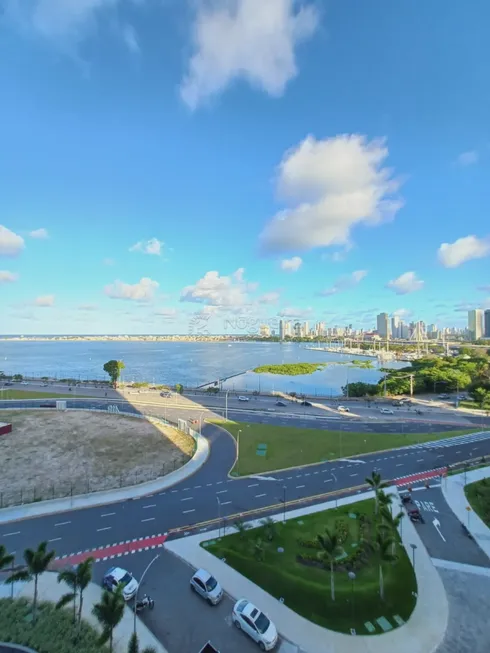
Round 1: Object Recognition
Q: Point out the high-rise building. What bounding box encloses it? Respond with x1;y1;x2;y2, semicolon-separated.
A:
259;324;270;337
279;320;284;341
484;309;490;338
468;309;484;340
284;321;292;337
391;315;400;339
377;313;391;338
399;322;409;339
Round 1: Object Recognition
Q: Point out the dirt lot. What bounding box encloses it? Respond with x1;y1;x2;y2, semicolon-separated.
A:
0;410;196;506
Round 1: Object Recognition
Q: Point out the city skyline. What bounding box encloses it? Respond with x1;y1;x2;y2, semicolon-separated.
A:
1;1;490;335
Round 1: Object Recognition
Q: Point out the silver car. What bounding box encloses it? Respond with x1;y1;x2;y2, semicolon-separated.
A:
190;569;223;605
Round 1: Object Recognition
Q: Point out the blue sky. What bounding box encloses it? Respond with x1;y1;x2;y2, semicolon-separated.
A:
1;0;489;335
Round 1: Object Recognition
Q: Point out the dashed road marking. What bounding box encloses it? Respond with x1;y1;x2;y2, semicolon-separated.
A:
181;497;193;502
142;504;156;509
97;527;111;532
183;509;195;514
296;485;305;489
142;517;155;523
255;494;267;498
55;521;71;527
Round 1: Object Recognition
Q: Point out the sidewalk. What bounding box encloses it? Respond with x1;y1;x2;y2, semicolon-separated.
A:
0;433;209;525
441;465;490;561
165;487;448;653
0;571;167;653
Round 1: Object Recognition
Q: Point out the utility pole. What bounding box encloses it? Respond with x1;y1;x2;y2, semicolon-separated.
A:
410;374;414;396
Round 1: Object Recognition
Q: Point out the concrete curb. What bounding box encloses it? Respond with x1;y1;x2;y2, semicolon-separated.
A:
0;412;210;524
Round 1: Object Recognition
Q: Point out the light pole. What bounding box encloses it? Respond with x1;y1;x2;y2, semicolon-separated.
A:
236;429;241;475
199;411;205;435
410;543;417;569
225;390;229;421
331;472;338;508
280;485;287;523
217;496;222;538
133;553;160;635
348;571;356;622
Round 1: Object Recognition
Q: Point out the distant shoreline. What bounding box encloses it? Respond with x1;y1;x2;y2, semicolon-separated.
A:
0;335;249;342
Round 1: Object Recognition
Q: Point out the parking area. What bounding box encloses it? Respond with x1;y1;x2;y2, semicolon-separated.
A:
92;548;296;653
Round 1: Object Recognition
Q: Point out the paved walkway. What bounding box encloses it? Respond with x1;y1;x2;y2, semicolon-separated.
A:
0;429;209;525
441;465;490;560
165;487;448;653
0;571;167;653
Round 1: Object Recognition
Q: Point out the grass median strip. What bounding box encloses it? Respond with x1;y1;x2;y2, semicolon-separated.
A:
212;420;478;475
0;389;93;399
464;477;490;527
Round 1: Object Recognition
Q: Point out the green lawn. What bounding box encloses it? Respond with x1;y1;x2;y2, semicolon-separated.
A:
203;499;417;634
0;389;93;399
465;478;490;527
216;421;477;475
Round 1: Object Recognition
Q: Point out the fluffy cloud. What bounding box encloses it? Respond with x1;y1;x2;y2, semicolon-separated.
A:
392;308;413;319
258;291;281;304
180;0;318;110
180;269;257;308
259;134;402;254
456;150;478;166
278;306;312;318
105;277;159;302
35;295;55;307
0;270;19;283
280;256;302;272
386;271;424;295
29;228;48;239
438;235;490;268
130;238;164;256
319;270;367;296
0;225;25;256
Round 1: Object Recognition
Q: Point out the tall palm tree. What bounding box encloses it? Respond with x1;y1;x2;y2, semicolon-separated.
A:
92;586;125;653
127;632;158;653
365;471;389;513
233;518;251;539
0;544;14;572
380;506;404;554
316;528;342;602
369;531;397;600
56;557;94;626
6;541;56;622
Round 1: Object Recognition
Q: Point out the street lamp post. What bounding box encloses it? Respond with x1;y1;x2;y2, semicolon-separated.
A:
217;496;222;538
199;411;205;435
282;485;287;523
236;430;241;475
410;543;417;569
348;571;356;623
225;391;229;421
133;553;160;636
331;472;338;508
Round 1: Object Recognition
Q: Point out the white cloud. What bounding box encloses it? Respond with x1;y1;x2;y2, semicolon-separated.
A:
35;295;55;307
278;306;312;318
105;277;159;302
180;0;318;110
456;150;478;166
438;235;490;268
29;227;49;239
130;238;164;256
122;24;139;54
320;270;368;296
0;270;19;283
392;308;413;319
258;291;281;304
386;271;424;295
259;134;403;254
181;269;256;308
0;225;25;256
280;256;302;272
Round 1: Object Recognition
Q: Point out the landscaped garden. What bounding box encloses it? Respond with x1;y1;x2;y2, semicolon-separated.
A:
465;477;490;527
216;420;477;475
202;479;417;635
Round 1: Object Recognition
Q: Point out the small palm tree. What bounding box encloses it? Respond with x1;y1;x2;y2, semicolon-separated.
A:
56;557;94;626
6;541;55;622
260;517;276;541
369;531;397;600
127;632;158;653
365;471;389;513
316;528;342;602
249;537;265;562
92;586;125;653
233;518;251;539
0;544;14;572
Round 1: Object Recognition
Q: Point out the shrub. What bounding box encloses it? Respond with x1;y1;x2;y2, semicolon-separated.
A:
334;519;349;544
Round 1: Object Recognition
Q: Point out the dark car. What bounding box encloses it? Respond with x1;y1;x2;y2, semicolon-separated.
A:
4;382;13;386
300;400;312;407
276;401;287;407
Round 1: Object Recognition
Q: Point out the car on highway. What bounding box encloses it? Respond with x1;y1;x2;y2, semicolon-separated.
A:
102;566;139;601
41;382;49;387
380;408;394;414
160;391;171;398
438;393;450;399
275;400;287;407
300;400;312;407
238;396;250;402
232;598;278;650
20;381;28;385
4;382;13;386
337;405;350;412
190;569;223;605
392;400;403;406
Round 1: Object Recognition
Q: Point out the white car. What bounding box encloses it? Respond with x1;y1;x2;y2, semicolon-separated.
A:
337;405;350;413
190;569;223;605
232;599;278;651
102;566;139;601
20;381;28;385
380;408;394;415
238;396;250;402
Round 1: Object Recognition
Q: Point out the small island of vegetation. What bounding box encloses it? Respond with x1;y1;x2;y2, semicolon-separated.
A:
253;362;327;376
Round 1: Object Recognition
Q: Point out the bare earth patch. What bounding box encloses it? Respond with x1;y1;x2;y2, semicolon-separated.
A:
0;410;196;506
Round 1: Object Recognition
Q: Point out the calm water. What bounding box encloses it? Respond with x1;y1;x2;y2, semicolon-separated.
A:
0;340;405;395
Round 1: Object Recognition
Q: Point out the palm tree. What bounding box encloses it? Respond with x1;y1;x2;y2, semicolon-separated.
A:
380;506;404;554
369;531;397;600
233;518;251;539
56;557;94;626
92;586;125;653
260;517;276;541
0;544;14;572
6;541;55;622
365;471;389;513
127;632;158;653
316;528;342;602
249;537;265;562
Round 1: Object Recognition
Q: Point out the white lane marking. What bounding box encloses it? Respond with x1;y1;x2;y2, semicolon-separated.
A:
350;473;358;477
97;527;112;532
221;501;232;506
248;483;259;487
396;464;403;467
142;504;156;509
216;481;223;485
48;537;62;543
296;475;302;478
436;455;444;458
142;517;155;523
183;509;195;514
171;490;178;493
194;485;202;489
182;488;191;491
3;532;21;537
286;476;293;479
296;485;305;489
416;459;424;462
255;494;267;498
55;521;71;527
206;483;213;487
181;497;193;502
324;479;333;483
305;473;311;476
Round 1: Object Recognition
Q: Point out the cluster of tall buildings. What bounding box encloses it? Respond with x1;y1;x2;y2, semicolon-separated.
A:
274;320;361;339
468;309;490;341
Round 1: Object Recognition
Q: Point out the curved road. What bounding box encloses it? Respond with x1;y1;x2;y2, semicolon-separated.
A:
1;399;490;565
